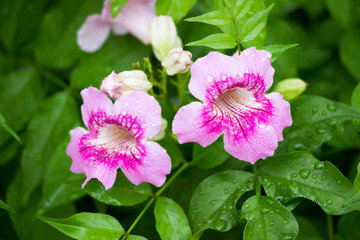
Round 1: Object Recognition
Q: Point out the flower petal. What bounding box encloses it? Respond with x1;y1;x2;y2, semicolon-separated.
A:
120;141;171;187
189;52;245;102
172;102;222;147
113;91;161;139
83;161;118;190
80;87;114;129
67;127;88;173
77;14;112;53
224;124;278;164
235;47;274;91
265;92;292;141
114;0;156;44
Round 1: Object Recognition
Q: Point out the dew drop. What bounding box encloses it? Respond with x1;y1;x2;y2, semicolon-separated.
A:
328;118;337;126
316;128;326;134
269;221;274;226
283;220;288;225
266;52;272;58
210;200;216;205
327;200;333;205
244;203;250;209
322;175;327;180
312;107;318;113
224;189;229;194
321;111;327;116
300;169;310;179
221;75;227;80
122;111;127;116
281;233;294;240
199;191;204;196
206;219;213;224
125;102;129;107
291;173;297;178
262;208;270;214
267;200;274;205
214;219;227;231
210;183;215;187
327;103;336;111
135;100;139;104
337;180;342;185
314;162;325;169
207;76;213;82
312;174;318;179
287;138;306;151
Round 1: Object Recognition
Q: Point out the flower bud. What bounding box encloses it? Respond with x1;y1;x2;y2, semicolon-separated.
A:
161;48;193;75
100;70;152;99
273;78;308;101
150;16;182;61
150;118;168;141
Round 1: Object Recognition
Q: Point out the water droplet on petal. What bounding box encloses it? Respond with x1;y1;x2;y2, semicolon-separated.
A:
207;76;213;82
266;52;271;58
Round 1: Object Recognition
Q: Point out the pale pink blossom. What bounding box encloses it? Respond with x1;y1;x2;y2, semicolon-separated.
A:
172;47;292;164
100;70;152;99
162;48;192;75
67;87;171;189
77;0;156;52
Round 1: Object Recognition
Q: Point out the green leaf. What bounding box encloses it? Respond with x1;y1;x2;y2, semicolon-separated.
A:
233;0;253;18
71;35;151;89
193;138;230;169
240;196;299;240
84;173;152;206
240;3;274;43
260;44;299;63
154;197;192;240
186;33;236;49
0;199;14;213
325;0;360;28
127;236;147;240
40;212;124;240
38;141;86;215
0;68;43;147
0;113;22;143
258;151;359;215
110;0;128;17
158;134;184;169
0;0;46;51
21;92;80;204
156;0;197;23
277;95;360;153
337;211;360;240
351;83;360;110
36;0;102;69
340;30;360;82
186;10;233;26
188;170;254;233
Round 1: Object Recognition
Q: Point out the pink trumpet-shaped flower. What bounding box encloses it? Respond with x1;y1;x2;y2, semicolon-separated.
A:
66;87;171;189
172;47;292;164
77;0;156;52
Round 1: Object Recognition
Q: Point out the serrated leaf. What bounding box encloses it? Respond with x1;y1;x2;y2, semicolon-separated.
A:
40;212;124;240
21;92;80;204
240;3;274;43
0;113;21;143
240;196;299;240
260;44;299;63
110;0;128;17
38;141;85;215
187;33;236;49
0;199;14;213
156;0;197;23
340;30;360;82
186;10;232;26
277;95;360;153
258;151;360;215
154;197;191;240
193;138;230;169
188;170;254;233
84;173;152;206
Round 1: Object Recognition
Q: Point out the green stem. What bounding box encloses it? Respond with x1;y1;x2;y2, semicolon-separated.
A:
227;6;242;53
120;162;191;239
326;214;335;240
253;164;261;197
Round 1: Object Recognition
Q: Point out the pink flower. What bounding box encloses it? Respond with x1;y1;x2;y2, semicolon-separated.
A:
77;0;156;52
172;47;292;164
66;87;171;189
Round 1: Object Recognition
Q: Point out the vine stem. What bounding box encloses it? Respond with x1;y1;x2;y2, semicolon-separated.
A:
326;214;335;240
227;6;242;54
253;164;261;197
120;162;191;240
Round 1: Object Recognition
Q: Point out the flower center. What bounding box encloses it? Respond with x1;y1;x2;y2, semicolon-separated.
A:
96;124;137;151
213;87;262;119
